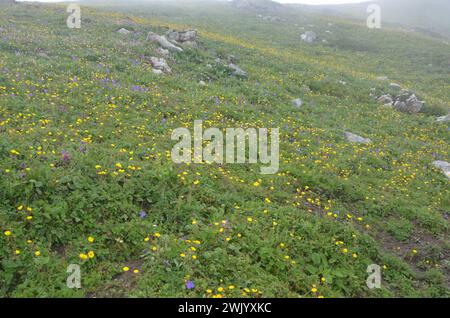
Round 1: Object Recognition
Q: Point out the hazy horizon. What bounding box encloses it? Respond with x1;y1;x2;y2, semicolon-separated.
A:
16;0;373;5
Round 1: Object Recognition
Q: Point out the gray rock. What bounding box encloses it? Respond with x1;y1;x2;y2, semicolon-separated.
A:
436;114;450;123
167;29;197;43
377;94;393;104
199;80;206;86
147;32;183;52
301;31;317;43
228;63;248;78
152;69;164;75
432;161;450;180
376;76;388;81
344;132;372;144
393;101;407;112
117;28;132;35
406;94;423;112
150;57;171;73
292;98;303;108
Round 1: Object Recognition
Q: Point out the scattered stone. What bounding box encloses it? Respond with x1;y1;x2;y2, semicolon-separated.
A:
432;161;450;180
117;28;132;35
147;31;183;52
152;69;164;75
228;63;248;78
292;98;303;108
150;57;171;73
301;31;317;43
344;132;372;144
394;94;423;114
167;29;197;43
374;84;424;114
377;94;393;105
436;114;450;123
199;80;206;86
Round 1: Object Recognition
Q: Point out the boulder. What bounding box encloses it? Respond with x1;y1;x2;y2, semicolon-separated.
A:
147;32;183;52
432;161;450;180
301;31;317;43
344;132;372;144
150;57;171;73
167;29;197;43
393;94;423;114
228;63;248;78
117;28;132;35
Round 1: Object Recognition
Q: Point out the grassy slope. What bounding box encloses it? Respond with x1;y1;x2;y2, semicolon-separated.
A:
0;1;449;297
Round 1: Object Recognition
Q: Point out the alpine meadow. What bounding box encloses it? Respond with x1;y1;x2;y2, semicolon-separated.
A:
0;0;449;299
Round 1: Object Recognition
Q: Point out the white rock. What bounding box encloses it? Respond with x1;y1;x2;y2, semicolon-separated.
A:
147;32;183;52
301;31;317;43
432;161;450;180
117;28;132;35
150;57;171;73
344;132;372;144
228;63;248;77
436;114;450;123
292;98;303;108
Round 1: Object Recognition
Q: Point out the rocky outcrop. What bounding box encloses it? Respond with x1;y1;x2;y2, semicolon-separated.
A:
167;29;197;44
374;86;424;114
147;32;183;52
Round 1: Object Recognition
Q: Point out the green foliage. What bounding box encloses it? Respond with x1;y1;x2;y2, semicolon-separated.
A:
0;1;448;298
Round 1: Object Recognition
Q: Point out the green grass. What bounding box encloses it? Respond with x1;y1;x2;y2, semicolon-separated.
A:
0;1;449;298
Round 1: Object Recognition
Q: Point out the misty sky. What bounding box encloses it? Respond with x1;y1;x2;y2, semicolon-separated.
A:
18;0;373;5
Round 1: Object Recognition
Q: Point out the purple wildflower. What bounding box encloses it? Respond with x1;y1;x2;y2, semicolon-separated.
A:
61;150;70;162
185;280;195;290
139;210;147;218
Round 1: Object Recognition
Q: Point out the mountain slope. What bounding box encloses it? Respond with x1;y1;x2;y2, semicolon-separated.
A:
0;1;449;298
